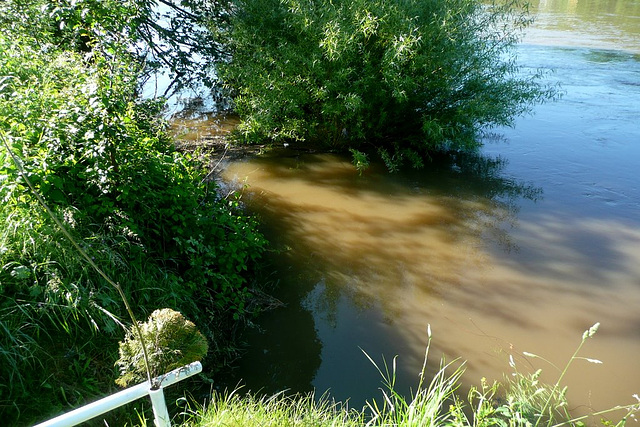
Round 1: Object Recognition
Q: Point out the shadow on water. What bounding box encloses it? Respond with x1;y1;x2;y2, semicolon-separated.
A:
479;45;640;291
236;148;542;295
501;212;640;288
244;148;542;202
218;130;640;411
218;149;545;405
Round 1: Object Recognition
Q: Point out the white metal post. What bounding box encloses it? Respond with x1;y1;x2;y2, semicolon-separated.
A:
149;387;171;427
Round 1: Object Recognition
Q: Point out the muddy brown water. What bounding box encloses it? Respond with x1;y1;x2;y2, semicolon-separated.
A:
173;0;640;420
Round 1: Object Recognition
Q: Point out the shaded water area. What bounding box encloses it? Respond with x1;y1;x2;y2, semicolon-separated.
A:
175;0;640;420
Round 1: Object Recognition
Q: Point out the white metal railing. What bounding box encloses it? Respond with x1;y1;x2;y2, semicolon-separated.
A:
33;361;203;427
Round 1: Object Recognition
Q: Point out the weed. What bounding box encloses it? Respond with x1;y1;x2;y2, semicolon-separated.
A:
185;324;639;427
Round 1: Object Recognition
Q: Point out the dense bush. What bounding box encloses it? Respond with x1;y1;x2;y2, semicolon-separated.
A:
0;30;266;424
221;0;556;170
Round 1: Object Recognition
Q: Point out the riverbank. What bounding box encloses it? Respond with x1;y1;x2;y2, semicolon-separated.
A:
184;325;640;426
170;113;264;173
0;34;268;425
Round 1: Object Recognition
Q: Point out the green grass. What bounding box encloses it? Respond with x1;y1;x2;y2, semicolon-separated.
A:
183;325;640;427
183;390;365;427
0;201;167;424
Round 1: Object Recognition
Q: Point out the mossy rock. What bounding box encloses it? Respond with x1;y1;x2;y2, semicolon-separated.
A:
115;308;208;387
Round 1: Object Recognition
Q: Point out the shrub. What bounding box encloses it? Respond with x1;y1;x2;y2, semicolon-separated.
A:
115;308;208;387
221;0;556;170
0;202;168;424
0;0;226;96
0;32;266;315
0;30;266;424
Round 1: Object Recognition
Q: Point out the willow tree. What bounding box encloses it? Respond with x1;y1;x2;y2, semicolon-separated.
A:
221;0;557;170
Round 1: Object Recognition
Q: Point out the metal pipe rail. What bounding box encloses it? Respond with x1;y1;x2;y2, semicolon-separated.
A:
34;361;203;427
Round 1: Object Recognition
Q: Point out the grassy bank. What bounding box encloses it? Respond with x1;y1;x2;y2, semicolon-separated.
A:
182;326;639;427
0;27;267;425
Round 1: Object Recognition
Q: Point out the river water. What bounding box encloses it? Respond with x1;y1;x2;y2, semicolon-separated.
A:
182;0;640;420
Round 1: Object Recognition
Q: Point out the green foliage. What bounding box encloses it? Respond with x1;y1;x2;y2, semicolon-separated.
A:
221;0;557;169
362;345;465;426
115;308;208;387
501;369;573;426
0;25;266;425
184;390;365;427
447;323;640;427
0;0;227;96
0;32;266;316
349;149;370;176
0;201;164;424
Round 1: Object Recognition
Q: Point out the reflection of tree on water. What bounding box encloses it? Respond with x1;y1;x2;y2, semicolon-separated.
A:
529;0;640;19
525;0;640;53
323;150;539;313
378;149;542;254
237;148;545;306
432;150;542;254
216;286;323;397
421;149;542;204
220;148;542;400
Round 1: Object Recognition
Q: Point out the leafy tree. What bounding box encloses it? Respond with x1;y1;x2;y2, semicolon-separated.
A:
0;0;228;97
221;0;557;170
